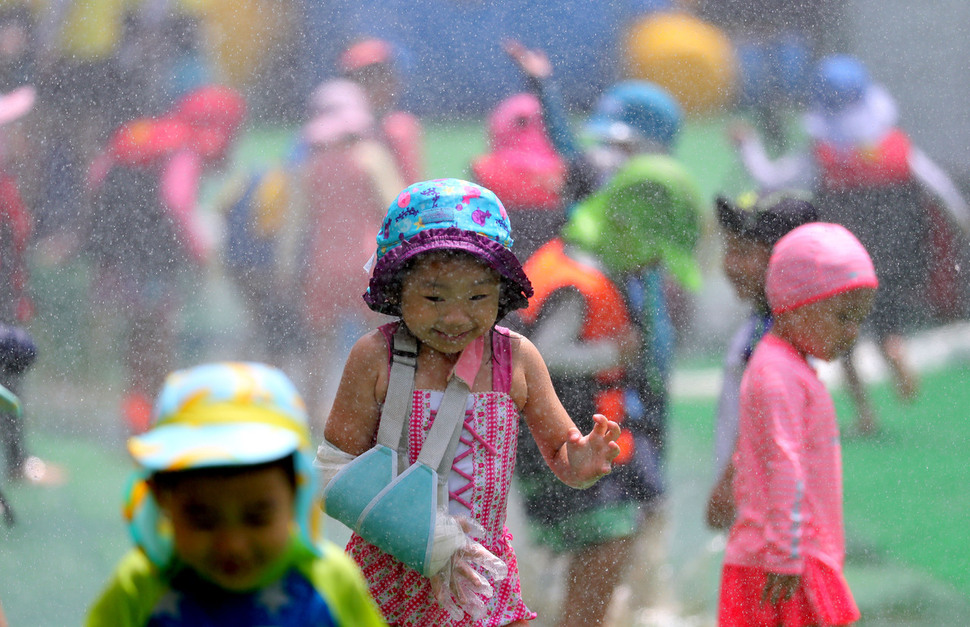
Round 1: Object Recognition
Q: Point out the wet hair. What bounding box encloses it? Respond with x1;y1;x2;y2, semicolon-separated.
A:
716;192;819;247
150;453;297;495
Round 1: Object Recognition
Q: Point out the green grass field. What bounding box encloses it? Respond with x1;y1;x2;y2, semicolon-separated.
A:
2;118;968;624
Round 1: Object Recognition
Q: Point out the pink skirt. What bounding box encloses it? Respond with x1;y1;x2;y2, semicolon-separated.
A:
718;559;860;626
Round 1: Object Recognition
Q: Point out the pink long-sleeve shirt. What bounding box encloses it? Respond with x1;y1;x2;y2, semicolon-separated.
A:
724;333;846;575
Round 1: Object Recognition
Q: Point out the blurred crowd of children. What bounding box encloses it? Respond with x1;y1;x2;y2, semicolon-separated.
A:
0;2;965;627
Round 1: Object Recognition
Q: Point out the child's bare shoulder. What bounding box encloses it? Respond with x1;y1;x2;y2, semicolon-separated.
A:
355;328;390;354
344;329;391;378
502;329;547;408
503;329;541;363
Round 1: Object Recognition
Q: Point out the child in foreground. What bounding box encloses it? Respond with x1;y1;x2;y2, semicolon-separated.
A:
719;222;875;626
86;362;385;627
319;178;621;626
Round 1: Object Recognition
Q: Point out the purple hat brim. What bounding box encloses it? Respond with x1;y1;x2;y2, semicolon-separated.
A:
364;227;533;318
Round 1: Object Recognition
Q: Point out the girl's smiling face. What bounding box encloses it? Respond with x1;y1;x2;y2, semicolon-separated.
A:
398;251;501;355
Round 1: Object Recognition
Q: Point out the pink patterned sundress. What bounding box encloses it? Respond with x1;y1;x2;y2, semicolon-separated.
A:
346;323;535;626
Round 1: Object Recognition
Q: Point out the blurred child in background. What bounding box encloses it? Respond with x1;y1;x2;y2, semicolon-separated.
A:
506;39;700;625
299;78;403;412
340;38;424;185
221;77;402;426
505;39;697;337
516;156;702;626
221;139;310;369
732;54;970;434
84;85;245;434
706;190;818;530
504;39;685;203
470;92;567;261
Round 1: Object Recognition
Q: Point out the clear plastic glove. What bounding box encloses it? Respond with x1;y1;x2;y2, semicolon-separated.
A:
427;510;466;575
430;517;509;621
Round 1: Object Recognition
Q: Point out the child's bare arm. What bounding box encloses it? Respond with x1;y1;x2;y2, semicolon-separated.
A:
516;335;620;488
706;461;736;530
323;330;387;455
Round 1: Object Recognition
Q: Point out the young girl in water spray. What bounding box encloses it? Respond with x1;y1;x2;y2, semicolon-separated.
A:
317;178;620;626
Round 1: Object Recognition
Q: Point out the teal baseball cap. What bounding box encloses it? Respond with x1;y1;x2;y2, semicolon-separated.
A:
584;80;683;149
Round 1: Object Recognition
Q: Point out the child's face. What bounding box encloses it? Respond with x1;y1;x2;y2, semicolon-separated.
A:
776;288;876;361
399;252;501;355
722;231;771;304
154;464;295;592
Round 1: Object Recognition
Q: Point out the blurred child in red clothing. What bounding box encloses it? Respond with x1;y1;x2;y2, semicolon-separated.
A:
85;85;245;433
470;92;567;261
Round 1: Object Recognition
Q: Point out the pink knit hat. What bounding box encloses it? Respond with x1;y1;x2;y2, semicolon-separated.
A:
766;222;878;315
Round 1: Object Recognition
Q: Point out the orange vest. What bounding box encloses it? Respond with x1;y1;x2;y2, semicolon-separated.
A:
814;128;912;192
520;239;637;463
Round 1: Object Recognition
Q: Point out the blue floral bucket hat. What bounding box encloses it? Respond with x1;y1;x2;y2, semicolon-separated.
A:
124;362;319;567
364;178;533;318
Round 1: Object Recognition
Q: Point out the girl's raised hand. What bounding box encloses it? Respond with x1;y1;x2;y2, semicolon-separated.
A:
563;413;621;489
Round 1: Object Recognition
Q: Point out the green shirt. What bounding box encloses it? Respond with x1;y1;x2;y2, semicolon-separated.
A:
86;539;386;627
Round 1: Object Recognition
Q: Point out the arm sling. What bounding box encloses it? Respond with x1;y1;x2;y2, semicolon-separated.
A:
322;327;471;577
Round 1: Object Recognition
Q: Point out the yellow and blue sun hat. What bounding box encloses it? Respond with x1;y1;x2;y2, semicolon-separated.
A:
124;362;319;567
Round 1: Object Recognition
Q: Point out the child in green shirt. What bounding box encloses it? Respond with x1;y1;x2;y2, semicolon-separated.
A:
87;361;385;626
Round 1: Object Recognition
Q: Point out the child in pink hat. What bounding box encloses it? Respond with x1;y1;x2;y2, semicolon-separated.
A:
719;223;876;626
470;92;567;261
300;78;402;417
